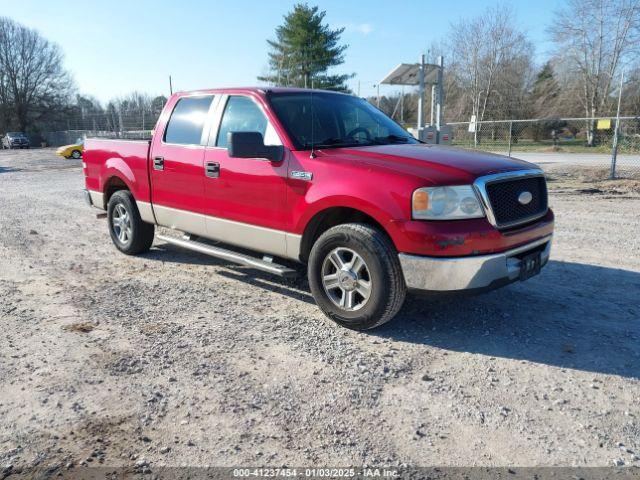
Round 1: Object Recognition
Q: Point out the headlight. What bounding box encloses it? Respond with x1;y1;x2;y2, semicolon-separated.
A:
412;185;484;220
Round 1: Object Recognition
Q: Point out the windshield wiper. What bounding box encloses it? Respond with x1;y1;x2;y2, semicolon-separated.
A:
302;137;373;149
373;134;413;144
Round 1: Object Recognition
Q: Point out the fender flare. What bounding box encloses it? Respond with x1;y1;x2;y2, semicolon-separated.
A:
296;196;402;261
99;159;137;209
295;195;398;234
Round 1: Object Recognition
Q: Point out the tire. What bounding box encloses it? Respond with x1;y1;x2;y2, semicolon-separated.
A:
107;190;154;255
308;223;406;330
71;150;81;159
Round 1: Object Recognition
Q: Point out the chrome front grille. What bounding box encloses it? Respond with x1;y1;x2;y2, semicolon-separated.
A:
474;169;549;229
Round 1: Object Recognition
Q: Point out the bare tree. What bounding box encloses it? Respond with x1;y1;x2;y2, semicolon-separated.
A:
446;5;534;144
549;0;640;145
371;93;418;125
623;65;640;114
0;48;9;131
0;16;74;132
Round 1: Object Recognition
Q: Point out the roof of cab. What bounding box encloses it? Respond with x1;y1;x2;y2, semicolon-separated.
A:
172;86;350;97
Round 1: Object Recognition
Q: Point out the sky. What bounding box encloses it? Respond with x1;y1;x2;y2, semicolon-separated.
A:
1;0;559;104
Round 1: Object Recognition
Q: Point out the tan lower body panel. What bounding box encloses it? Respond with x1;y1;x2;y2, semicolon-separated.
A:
88;189;153;224
88;190;105;210
136;201;156;224
152;204;301;261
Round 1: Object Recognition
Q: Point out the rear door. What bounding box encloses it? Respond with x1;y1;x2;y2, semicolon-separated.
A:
150;94;216;236
201;94;289;255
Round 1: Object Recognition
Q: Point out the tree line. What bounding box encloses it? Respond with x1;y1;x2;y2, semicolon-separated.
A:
261;2;639;146
0;16;166;138
369;1;640;146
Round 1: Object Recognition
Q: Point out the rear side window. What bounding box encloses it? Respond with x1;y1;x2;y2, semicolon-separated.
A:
163;95;214;145
215;96;281;148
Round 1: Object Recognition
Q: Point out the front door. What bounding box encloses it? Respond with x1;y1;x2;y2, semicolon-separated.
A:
202;94;289;256
149;94;215;236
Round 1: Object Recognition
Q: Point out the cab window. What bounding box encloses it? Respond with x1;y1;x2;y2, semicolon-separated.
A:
215;96;281;148
163;95;214;145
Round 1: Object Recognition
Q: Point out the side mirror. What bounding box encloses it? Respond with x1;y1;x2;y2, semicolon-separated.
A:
227;132;283;162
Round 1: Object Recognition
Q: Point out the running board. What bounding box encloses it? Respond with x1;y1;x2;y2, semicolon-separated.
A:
156;234;297;278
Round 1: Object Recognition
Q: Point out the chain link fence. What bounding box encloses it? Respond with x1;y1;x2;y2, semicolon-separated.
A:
448;116;640;177
35;110;161;147
30;111;640;179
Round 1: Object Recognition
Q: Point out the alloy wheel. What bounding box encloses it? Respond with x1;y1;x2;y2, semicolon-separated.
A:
111;204;132;244
321;247;372;311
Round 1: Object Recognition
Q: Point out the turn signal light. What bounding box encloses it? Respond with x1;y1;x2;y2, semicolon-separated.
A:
413;190;429;212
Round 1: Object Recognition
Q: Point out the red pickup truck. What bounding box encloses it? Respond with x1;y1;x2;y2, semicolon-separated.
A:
83;87;553;330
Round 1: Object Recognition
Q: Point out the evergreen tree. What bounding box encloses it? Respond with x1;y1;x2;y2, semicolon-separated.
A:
530;61;560;117
258;4;353;91
529;62;565;140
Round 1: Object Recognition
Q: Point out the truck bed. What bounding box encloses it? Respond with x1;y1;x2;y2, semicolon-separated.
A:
83;138;152;209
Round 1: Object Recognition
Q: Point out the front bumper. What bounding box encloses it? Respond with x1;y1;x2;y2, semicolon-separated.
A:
399;235;552;294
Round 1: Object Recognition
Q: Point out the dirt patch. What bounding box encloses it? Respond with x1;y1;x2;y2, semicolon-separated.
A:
544;165;640;196
62;322;95;333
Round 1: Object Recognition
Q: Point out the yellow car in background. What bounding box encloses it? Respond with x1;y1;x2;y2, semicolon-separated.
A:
56;140;84;159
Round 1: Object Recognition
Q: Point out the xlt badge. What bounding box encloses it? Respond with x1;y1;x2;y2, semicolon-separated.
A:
290;171;313;181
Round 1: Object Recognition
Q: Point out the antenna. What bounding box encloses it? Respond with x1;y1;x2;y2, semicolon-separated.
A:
308;40;316;159
309;81;316;159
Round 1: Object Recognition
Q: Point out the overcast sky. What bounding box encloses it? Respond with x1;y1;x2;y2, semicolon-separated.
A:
1;0;559;103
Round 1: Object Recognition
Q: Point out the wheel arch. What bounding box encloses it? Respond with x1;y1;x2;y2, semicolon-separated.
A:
299;206;394;263
102;175;131;210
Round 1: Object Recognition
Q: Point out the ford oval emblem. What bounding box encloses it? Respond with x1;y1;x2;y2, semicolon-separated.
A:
518;191;533;205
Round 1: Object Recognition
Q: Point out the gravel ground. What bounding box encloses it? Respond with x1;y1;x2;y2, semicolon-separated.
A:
1;148;639;475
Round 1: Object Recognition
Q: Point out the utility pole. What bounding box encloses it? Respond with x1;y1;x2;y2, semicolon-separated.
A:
435;55;444;131
610;70;625;179
400;86;405;124
117;107;123;138
417;53;425;131
376;83;380;108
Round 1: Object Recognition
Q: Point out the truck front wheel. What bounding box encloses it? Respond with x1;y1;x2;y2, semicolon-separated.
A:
308;223;406;330
107;190;154;255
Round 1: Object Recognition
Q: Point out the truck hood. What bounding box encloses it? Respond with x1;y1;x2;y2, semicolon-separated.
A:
319;143;537;184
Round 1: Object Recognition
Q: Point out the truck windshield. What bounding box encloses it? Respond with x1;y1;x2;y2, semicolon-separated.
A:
268;91;418;150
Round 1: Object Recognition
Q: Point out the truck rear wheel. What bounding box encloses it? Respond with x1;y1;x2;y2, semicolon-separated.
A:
107;190;154;255
308;223;406;330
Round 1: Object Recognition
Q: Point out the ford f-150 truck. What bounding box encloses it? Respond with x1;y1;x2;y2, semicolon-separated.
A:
83;87;554;330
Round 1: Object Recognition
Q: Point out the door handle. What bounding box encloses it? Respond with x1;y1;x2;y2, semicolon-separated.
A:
153;156;164;171
205;161;220;178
